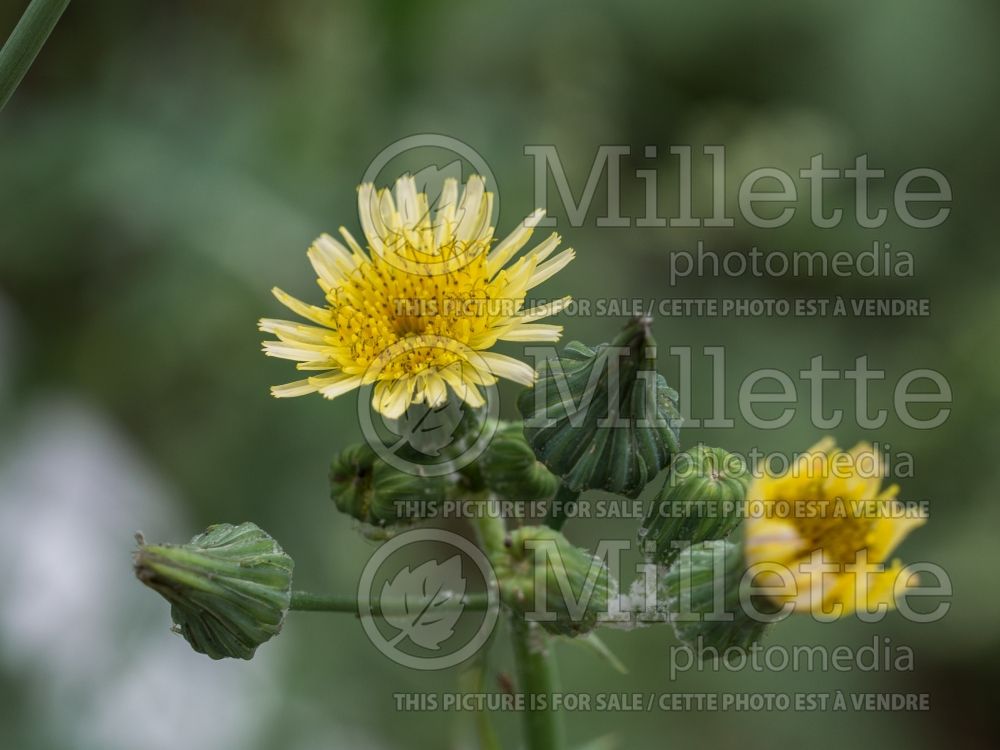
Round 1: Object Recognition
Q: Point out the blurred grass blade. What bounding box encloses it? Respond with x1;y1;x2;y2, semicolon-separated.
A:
558;632;628;675
0;0;70;112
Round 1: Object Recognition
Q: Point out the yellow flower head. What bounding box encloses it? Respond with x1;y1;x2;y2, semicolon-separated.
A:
744;438;926;616
259;175;574;417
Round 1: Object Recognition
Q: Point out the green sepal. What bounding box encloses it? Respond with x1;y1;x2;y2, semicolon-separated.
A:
640;445;749;565
495;526;612;637
134;522;293;660
517;317;681;498
329;443;448;534
479;421;560;501
660;539;776;653
377;398;492;475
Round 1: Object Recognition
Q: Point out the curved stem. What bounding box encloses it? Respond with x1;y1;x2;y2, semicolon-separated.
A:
510;616;564;750
544;483;580;531
0;0;70;112
472;493;508;564
289;590;491;614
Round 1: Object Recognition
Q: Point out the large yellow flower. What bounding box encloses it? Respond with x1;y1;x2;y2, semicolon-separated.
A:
744;438;925;616
259;175;574;417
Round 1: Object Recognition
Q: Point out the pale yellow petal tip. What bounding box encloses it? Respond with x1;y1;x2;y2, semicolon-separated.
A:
270;286;294;306
877;482;901;501
270;381;313;398
807;436;838;455
309;233;336;252
848;441;876;456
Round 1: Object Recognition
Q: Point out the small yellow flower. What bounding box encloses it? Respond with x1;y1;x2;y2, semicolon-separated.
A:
259;175;574;417
744;438;925;616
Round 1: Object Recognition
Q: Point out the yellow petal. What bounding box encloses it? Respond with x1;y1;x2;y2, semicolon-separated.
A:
744;517;807;568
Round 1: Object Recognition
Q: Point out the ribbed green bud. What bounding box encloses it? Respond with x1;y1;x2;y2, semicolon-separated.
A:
640;445;749;565
134;522;293;660
495;526;611;637
480;421;560;500
517;317;682;498
660;539;774;653
329;443;447;534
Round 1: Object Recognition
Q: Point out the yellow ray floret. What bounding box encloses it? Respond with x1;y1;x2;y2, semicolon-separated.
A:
744;439;926;617
259;175;574;417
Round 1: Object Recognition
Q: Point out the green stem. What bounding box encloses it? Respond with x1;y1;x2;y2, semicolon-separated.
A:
544;483;580;531
472;493;567;747
510;615;564;750
0;0;70;112
289;590;491;615
472;493;508;564
466;494;507;750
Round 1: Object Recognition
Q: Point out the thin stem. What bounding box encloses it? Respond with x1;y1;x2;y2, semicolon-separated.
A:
510;616;564;750
289;590;491;614
468;494;532;750
458;650;502;750
0;0;70;112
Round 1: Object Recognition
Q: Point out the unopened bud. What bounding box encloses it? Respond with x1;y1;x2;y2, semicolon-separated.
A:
640;445;749;565
134;522;293;660
329;443;447;535
495;526;612;637
480;421;560;500
517;316;682;498
660;539;776;653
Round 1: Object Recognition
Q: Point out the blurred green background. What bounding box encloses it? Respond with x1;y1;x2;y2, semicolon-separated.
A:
1;1;997;748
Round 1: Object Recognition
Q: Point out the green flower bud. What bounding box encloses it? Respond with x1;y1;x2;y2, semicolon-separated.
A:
495;526;612;637
660;539;775;653
480;421;560;500
517;317;682;498
134;522;293;660
640;445;749;565
329;443;447;535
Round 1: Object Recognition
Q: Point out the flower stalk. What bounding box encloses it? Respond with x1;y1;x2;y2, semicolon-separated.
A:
510;616;565;750
289;590;491;615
